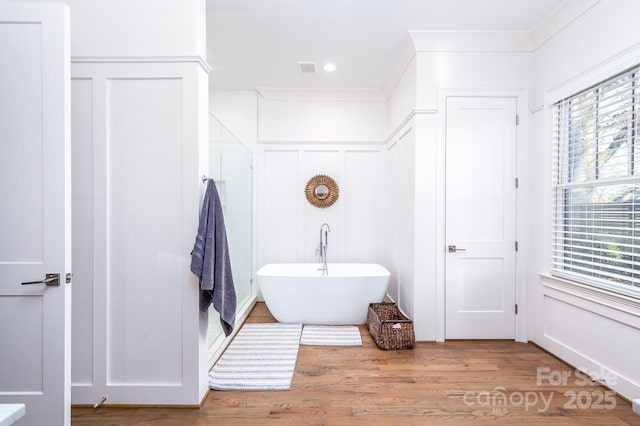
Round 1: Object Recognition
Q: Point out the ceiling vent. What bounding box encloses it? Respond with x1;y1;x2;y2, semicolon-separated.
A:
297;61;317;73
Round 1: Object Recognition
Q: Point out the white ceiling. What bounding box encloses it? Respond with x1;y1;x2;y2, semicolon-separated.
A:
206;0;567;91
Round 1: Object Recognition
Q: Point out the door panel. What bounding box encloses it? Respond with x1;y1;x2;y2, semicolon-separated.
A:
0;297;44;392
0;23;44;263
0;4;71;425
445;96;516;339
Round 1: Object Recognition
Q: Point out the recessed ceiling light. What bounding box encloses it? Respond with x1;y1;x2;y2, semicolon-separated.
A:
323;62;336;72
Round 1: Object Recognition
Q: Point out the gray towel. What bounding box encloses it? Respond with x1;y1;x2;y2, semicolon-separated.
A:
190;179;236;336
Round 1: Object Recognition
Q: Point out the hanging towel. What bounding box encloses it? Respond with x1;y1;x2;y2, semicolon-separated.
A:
190;179;236;336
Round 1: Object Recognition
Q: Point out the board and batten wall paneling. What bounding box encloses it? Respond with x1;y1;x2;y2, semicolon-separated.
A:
259;149;300;265
528;0;640;400
70;60;207;405
301;149;342;263
71;78;94;387
386;123;415;317
106;78;184;386
343;150;386;265
540;278;640;398
258;146;386;269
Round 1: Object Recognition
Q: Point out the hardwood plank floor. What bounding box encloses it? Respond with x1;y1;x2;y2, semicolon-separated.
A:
72;303;639;425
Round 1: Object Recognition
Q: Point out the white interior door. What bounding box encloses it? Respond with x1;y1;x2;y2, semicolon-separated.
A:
445;96;516;339
0;4;71;425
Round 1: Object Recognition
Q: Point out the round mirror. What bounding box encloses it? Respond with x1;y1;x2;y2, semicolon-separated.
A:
314;184;329;200
305;175;339;208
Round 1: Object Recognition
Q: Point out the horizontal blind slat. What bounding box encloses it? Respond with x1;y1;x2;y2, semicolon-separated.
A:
552;65;640;295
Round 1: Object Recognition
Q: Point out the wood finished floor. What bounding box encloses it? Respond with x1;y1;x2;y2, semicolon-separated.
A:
72;303;639;425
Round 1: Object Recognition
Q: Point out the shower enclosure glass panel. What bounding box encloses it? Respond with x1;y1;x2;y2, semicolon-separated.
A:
207;115;253;351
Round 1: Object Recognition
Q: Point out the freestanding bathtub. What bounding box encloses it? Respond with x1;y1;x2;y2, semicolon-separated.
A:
256;263;390;325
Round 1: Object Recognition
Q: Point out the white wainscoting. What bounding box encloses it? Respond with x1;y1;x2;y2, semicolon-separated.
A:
537;275;640;399
529;1;640;401
257;145;386;269
70;59;208;405
385;121;415;318
106;78;184;386
71;77;94;387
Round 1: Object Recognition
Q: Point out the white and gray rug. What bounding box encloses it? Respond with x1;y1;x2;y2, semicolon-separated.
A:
209;323;303;391
300;325;363;346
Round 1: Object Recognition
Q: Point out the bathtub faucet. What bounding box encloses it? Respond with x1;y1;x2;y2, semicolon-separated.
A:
318;223;330;275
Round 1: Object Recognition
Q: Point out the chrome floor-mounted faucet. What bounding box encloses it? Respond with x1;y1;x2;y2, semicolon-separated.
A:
318;223;330;275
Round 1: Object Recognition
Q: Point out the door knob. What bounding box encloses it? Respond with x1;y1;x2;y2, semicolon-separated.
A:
448;245;467;253
22;273;60;287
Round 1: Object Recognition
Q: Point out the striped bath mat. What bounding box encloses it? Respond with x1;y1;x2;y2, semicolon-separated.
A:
300;325;362;346
209;323;303;391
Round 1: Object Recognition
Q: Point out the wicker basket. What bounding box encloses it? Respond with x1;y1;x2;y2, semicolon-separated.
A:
366;302;415;350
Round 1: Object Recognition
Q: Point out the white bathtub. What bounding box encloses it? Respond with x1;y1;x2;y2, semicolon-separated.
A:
256;263;390;325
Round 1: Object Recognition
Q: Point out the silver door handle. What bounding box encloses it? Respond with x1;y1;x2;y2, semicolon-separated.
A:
22;273;60;287
448;245;467;253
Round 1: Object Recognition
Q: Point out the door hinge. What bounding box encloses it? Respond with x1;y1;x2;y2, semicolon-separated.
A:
516;114;520;125
515;178;519;188
515;304;519;315
515;241;519;252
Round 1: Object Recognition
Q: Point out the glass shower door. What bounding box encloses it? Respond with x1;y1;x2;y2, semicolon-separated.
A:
207;115;253;355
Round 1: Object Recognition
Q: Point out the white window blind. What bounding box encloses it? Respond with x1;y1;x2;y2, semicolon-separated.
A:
552;65;640;297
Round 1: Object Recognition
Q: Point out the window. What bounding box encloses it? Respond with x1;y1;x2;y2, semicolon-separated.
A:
552;66;640;297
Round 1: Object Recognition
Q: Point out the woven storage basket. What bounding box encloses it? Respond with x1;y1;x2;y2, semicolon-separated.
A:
367;302;415;350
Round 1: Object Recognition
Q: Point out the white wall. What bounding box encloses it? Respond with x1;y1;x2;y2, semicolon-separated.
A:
257;88;387;143
221;33;533;342
30;0;206;58
258;144;386;268
210;89;387;300
254;89;387;269
386;121;415;316
210;90;259;150
386;56;417;134
208;1;640;401
383;32;532;340
68;0;209;405
528;0;640;399
416;51;533;109
71;59;208;407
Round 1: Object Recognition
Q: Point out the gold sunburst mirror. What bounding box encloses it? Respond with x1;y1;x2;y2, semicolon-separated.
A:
305;174;339;208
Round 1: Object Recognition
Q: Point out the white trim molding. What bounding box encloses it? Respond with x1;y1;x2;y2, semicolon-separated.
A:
410;30;533;53
257;139;386;145
531;0;601;51
436;87;530;343
545;41;640;104
537;274;640;400
386;108;437;146
71;55;212;74
256;87;386;102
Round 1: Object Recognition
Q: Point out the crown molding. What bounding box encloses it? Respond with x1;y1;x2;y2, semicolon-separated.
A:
409;30;534;53
383;32;417;98
71;55;212;73
531;0;601;52
257;139;386;145
256;87;386;102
